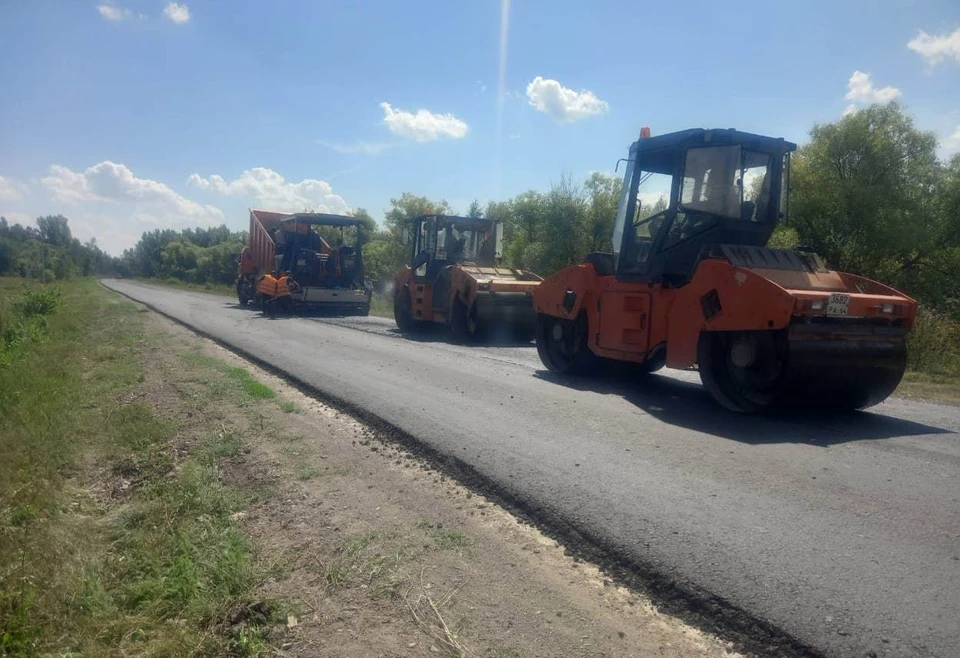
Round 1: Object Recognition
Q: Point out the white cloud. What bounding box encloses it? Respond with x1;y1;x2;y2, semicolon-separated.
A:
41;161;223;221
845;70;901;104
35;162;223;255
842;104;859;118
0;211;32;226
162;2;190;24
525;76;608;123
907;28;960;67
379;102;469;142
187;168;351;214
318;140;395;156
0;175;27;202
97;4;133;21
945;124;960;152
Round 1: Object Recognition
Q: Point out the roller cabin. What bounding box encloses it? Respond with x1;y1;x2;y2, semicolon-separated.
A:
393;215;543;342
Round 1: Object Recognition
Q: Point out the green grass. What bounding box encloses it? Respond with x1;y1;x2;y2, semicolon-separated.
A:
135;276;235;298
900;308;960;405
296;465;320;481
369;291;393;319
227;366;276;400
418;521;472;550
280;400;302;414
181;351;275;405
312;531;406;598
897;371;960;405
0;278;276;656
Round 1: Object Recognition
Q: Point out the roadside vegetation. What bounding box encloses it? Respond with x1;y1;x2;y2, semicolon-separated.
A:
0;278;279;655
3;278;735;657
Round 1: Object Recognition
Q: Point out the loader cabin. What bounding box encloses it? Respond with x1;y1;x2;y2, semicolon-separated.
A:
273;213;367;288
403;214;504;280
607;128;796;285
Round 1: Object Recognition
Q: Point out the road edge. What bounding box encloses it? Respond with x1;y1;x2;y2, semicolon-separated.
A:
100;279;825;658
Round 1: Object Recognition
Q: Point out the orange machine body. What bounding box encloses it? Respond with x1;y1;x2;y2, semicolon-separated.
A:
534;253;917;371
392;214;542;340
394;264;540;326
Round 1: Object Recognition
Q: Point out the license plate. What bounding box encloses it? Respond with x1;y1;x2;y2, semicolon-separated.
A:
827;293;850;316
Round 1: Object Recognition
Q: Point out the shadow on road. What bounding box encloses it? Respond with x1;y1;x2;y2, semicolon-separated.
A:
386;325;535;348
534;369;952;445
223;303;370;319
221;303;537;346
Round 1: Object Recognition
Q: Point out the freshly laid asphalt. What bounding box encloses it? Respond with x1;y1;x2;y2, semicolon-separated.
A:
103;280;960;658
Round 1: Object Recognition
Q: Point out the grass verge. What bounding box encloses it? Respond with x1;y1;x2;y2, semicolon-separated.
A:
132;276;235;298
0;278;277;656
369;291;393;319
900;308;960;405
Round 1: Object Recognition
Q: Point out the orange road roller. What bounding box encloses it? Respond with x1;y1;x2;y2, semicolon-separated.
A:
533;128;917;412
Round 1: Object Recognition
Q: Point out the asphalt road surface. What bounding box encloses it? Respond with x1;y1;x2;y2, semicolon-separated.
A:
104;280;960;658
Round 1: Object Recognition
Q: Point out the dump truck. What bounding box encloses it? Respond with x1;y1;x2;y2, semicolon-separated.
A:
393;214;543;341
533;128;917;412
237;209;371;314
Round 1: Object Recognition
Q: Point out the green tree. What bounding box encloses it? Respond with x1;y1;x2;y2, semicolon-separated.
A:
37;215;72;247
790;102;942;284
584;172;621;254
467;199;484;218
366;193;451;285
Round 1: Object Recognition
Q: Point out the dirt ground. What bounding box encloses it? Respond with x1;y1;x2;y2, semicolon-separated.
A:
139;308;741;658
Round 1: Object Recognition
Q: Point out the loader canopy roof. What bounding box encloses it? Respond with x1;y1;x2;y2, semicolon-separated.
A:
406;214;494;231
280;212;365;228
626;128;796;167
612;128;797;284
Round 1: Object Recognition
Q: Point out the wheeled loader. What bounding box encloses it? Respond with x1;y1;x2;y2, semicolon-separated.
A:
533;128;917;412
393;215;543;341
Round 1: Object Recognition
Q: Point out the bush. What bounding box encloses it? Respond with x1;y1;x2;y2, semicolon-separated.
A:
0;286;62;366
12;286;62;317
907;308;960;374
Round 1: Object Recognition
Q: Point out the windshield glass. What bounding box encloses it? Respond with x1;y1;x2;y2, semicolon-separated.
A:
436;220;498;265
680;146;774;222
611;158;635;263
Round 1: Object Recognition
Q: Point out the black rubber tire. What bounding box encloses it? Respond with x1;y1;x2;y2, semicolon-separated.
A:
393;288;422;333
450;297;482;342
237;282;250;307
697;331;786;413
535;312;598;375
638;349;666;374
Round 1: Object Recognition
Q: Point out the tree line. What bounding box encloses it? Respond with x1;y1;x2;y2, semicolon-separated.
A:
3;102;959;323
0;215;116;280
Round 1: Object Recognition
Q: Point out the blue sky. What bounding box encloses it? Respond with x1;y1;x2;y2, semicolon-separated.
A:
1;0;959;254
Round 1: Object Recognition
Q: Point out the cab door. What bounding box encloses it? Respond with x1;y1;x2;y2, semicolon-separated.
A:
597;292;650;355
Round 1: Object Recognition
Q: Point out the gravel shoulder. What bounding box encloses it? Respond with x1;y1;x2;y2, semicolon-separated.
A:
142;308;740;657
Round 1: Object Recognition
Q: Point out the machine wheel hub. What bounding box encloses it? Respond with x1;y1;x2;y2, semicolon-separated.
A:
730;339;757;368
